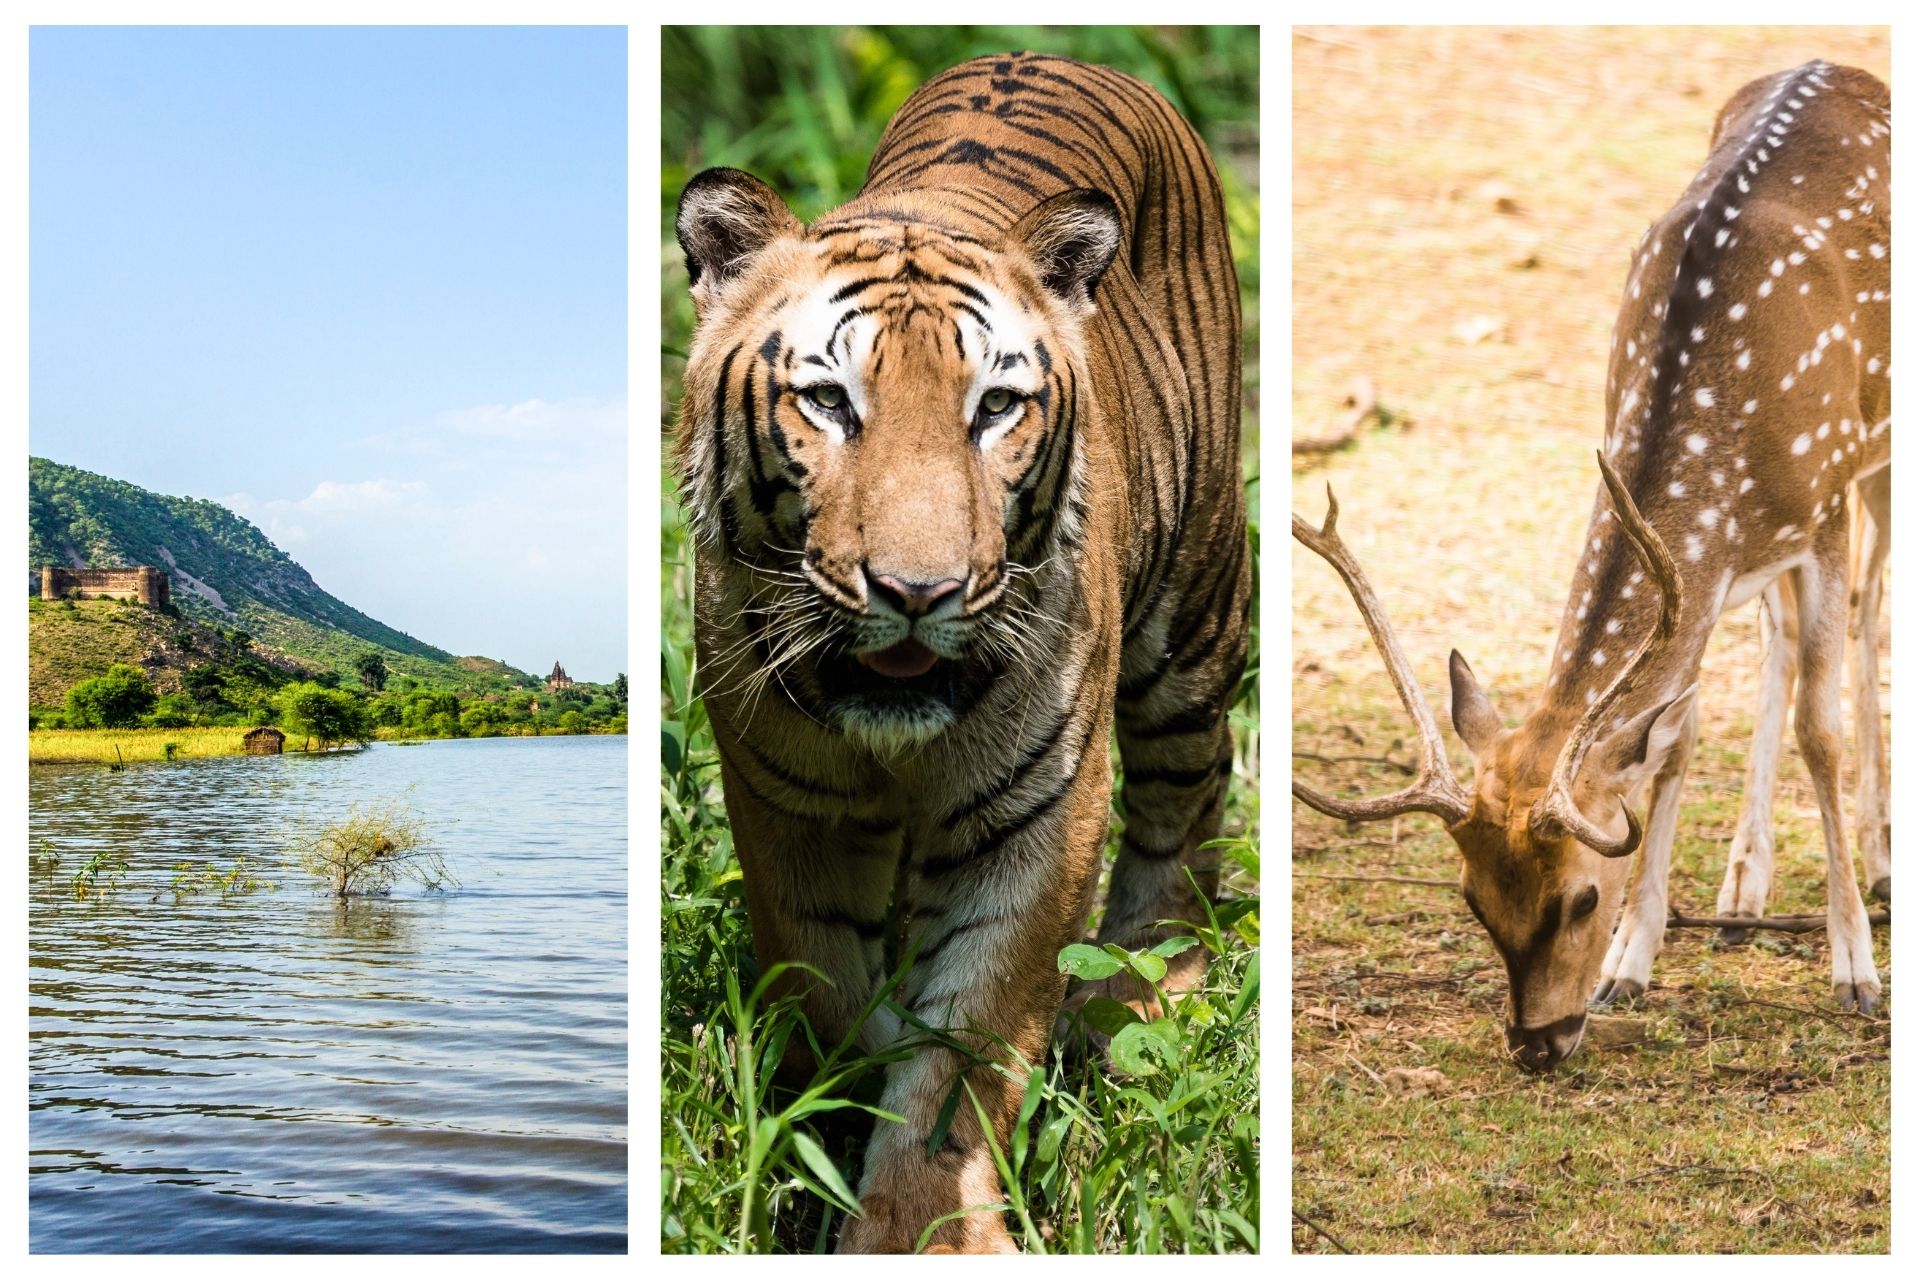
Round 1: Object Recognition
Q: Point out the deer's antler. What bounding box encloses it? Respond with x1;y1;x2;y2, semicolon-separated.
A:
1293;487;1473;826
1528;450;1685;857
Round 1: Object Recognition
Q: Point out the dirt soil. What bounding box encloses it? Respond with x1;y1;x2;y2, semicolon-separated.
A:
1291;27;1890;1255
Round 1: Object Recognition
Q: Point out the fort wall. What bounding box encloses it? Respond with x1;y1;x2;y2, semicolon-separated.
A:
40;566;171;609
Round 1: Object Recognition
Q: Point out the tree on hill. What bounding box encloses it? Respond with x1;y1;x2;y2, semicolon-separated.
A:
278;682;372;751
611;672;628;705
355;651;389;692
65;664;157;728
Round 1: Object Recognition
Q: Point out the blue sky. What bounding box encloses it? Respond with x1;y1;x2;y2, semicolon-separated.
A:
30;26;627;680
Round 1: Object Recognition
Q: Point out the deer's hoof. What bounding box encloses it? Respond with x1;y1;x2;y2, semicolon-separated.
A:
1590;976;1644;1008
1834;980;1883;1016
1869;876;1891;904
1716;922;1754;947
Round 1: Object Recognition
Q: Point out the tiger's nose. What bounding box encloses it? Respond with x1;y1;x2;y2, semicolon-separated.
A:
866;571;965;618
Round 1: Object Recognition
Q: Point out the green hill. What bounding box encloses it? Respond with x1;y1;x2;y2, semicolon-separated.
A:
28;457;534;697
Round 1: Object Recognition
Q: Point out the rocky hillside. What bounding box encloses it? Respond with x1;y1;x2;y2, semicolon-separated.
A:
28;457;532;691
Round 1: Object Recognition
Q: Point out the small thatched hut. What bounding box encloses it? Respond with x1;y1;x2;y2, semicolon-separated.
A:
244;726;286;756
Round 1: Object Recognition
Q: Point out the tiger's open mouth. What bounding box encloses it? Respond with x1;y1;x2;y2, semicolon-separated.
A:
857;637;940;680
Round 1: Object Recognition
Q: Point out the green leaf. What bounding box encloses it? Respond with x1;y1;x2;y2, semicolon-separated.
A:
1126;950;1168;983
1150;934;1202;959
1057;943;1124;980
925;1072;967;1158
1036;1112;1072;1166
1075;995;1145;1037
1109;1019;1184;1076
791;1131;861;1214
661;725;683;776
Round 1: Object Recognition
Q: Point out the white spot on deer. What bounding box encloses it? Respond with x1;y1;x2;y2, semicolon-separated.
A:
1687;430;1709;450
1788;251;1807;266
1739;476;1754;494
1869;242;1887;259
1736;350;1751;370
1742;399;1757;414
1710;470;1725;487
1605;618;1622;635
1684;534;1704;561
1726;516;1738;539
1790;433;1812;454
1667;480;1686;498
1696;277;1714;298
1866;356;1883;375
1775;525;1798;541
1728;303;1747;321
1691;326;1707;343
1770;259;1785;276
1585;688;1599;706
1817;421;1831;439
1781;373;1796;391
1591;650;1607;666
1626;338;1637;358
1792;174;1805;184
1838;207;1855;221
1699;508;1720;528
1758;279;1774;297
1832;449;1843;464
1799;282;1810;294
1715;227;1731;248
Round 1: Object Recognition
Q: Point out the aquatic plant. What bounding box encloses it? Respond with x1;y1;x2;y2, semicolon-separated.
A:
69;848;129;903
170;855;274;898
296;798;454;898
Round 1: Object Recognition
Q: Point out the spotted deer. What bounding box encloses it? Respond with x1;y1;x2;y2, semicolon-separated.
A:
1294;61;1890;1071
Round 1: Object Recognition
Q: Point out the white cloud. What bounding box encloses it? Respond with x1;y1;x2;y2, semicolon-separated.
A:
434;395;626;442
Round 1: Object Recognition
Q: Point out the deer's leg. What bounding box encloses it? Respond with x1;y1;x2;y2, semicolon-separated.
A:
1792;537;1882;1014
1850;468;1891;902
1715;579;1799;942
1592;699;1700;1005
842;718;1112;1254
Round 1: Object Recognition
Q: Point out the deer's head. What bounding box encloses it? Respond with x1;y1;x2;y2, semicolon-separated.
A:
1295;454;1693;1071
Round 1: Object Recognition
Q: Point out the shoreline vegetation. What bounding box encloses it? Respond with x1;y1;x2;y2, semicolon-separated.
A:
29;722;625;766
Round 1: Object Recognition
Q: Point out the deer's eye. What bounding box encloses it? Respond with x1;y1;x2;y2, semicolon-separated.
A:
805;384;847;412
1570;884;1600;921
979;387;1018;416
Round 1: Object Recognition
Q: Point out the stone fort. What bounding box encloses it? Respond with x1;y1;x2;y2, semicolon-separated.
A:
40;566;171;609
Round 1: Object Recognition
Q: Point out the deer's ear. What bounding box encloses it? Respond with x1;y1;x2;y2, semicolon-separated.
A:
1448;650;1502;755
676;168;802;312
1593;684;1699;789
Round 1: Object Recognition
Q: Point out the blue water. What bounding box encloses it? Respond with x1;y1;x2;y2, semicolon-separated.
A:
29;735;627;1253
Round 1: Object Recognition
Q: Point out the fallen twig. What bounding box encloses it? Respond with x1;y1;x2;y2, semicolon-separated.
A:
1292;1208;1353;1254
1293;376;1384;454
1292;749;1416;775
1665;911;1889;933
1296;873;1457;888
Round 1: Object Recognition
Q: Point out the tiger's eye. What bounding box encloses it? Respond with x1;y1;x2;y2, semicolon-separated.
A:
807;384;846;411
980;387;1015;415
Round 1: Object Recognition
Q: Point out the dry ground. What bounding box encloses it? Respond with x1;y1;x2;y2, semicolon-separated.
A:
1291;27;1890;1254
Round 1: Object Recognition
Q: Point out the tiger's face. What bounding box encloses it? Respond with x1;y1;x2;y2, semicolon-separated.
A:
676;169;1121;751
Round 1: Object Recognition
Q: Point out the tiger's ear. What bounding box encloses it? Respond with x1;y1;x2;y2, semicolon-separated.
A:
676;167;803;310
1009;189;1122;314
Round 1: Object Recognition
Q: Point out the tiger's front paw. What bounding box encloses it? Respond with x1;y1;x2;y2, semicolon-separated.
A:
837;1189;1016;1254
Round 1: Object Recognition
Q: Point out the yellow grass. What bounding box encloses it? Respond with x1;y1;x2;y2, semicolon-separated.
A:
27;727;319;764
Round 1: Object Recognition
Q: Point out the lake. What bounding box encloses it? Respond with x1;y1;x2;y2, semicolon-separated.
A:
28;735;627;1253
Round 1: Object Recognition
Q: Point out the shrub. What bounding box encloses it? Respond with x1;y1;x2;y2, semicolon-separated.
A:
65;663;157;728
296;799;453;898
143;692;197;729
278;681;373;750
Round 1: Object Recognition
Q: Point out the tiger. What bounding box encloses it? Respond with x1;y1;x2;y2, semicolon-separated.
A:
672;51;1250;1254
